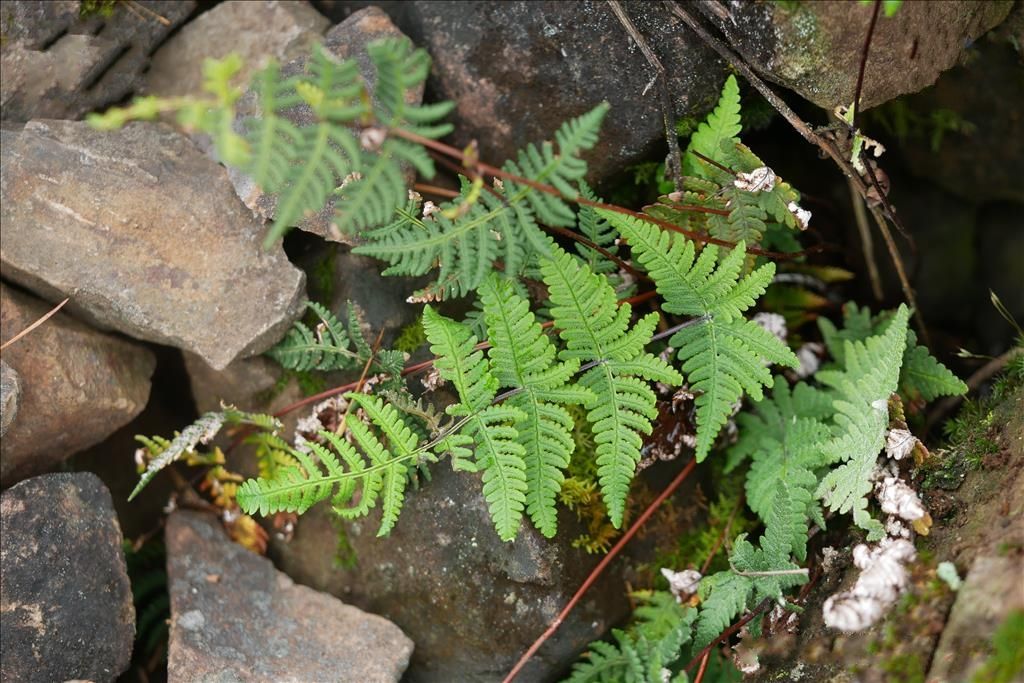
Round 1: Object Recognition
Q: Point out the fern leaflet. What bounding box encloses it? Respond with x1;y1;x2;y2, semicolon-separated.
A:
422;306;528;541
541;247;682;528
480;274;595;537
601;211;798;460
815;305;910;540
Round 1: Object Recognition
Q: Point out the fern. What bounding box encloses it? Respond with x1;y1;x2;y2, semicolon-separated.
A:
567;592;696;683
268;301;405;377
422;306;528;541
816;305;910;540
236;393;430;536
130;408;281;501
480;274;595;537
601;211;798;460
542;247;682;528
354;104;609;299
684;75;742;175
819;302;966;403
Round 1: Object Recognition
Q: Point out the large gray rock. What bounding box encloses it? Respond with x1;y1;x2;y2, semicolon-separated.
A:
0;119;306;370
227;6;422;241
166;510;414;682
0;360;20;438
0;0;195;122
145;0;329;99
701;0;1012;111
270;463;629;682
0;283;155;487
398;1;728;184
0;473;135;682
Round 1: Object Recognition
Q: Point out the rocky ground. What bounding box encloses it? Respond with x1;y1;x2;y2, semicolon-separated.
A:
1;1;1021;682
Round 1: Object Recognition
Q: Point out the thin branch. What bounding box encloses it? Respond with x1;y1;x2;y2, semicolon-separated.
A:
608;0;684;190
849;177;883;301
925;346;1024;433
414;182;459;199
700;494;744;575
335;329;385;435
867;202;931;347
728;561;809;579
503;458;699;682
852;0;882;123
693;651;712;683
0;297;69;352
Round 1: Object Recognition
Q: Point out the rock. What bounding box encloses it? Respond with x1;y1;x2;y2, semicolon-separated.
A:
397;1;728;184
0;0;196;122
227;6;421;241
270;463;629;682
0;283;155;487
166;510;413;682
0;360;20;438
702;1;1011;111
0;472;135;682
0;119;306;370
898;39;1024;203
145;0;329;98
926;555;1024;682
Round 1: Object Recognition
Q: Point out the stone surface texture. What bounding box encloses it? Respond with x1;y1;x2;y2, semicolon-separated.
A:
145;0;329;98
0;360;20;438
704;0;1012;111
396;1;728;184
0;0;195;122
0;283;155;487
0;120;306;370
166;510;414;682
270;463;629;682
0;472;135;683
227;6;421;241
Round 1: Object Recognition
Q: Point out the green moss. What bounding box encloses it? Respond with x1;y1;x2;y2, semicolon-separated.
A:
881;653;926;683
393;316;426;354
972;610;1024;683
80;0;118;18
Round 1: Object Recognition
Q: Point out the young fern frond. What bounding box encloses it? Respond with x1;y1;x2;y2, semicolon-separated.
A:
236;393;431;536
815;305;910;540
574;181;619;276
480;274;595;537
683;74;742;175
541;248;682;528
601;211;798;460
354;105;609;300
422;306;528;541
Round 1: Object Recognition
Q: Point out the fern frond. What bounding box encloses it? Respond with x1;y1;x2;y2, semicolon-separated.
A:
480;275;594;537
693;571;752;649
901;329;967;401
816;305;910;540
542;248;682;527
575;181;619;275
422;306;528;540
131;409;281;501
267;301;359;371
602;211;798;460
356;105;607;299
683;74;741;176
236;393;430;535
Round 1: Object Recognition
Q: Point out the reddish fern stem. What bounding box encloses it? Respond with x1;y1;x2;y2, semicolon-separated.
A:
503;458;699;683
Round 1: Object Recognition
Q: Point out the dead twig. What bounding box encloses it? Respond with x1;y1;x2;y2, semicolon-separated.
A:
849;177;884;301
608;0;684;190
503;458;699;682
925;346;1024;433
0;297;70;352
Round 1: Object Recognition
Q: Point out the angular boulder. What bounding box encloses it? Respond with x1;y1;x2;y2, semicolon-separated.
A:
0;0;195;122
394;1;728;184
166;510;414;682
700;0;1011;111
0;473;135;682
270;463;629;682
145;0;329;99
0;120;306;370
0;283;154;487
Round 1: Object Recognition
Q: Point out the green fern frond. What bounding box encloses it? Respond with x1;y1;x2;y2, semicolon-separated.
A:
602;211;798;460
236;393;429;535
693;571;752;649
422;306;528;540
131;409;281;501
480;274;595;537
707;186;768;245
816;305;910;540
542;248;682;528
900;329;967;401
575;181;619;275
355;105;608;299
683;74;741;175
